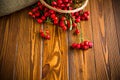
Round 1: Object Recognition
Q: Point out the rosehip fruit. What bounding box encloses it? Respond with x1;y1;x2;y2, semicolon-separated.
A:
71;43;77;48
37;19;43;24
88;42;93;48
75;29;80;34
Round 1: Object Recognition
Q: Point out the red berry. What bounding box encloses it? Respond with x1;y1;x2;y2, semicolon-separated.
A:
71;43;77;48
84;11;90;16
67;20;70;28
40;29;43;34
75;18;80;23
39;5;43;10
45;35;50;40
46;30;49;34
53;16;58;21
60;21;65;27
37;19;43;24
64;0;69;3
54;20;59;24
84;41;89;46
44;12;49;17
72;22;77;28
49;10;55;14
69;7;73;10
85;15;90;20
81;16;85;20
75;12;79;16
41;16;46;20
40;32;45;37
57;0;62;4
88;42;93;48
66;3;70;7
28;12;33;16
32;14;35;18
50;14;56;19
75;29;80;34
32;7;38;12
80;42;84;49
37;1;41;6
83;45;89;50
35;12;40;17
52;1;57;6
60;4;65;8
61;16;66;21
83;13;88;17
76;44;81;49
62;26;67;31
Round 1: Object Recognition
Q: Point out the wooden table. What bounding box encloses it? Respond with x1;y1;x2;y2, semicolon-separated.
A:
0;0;120;80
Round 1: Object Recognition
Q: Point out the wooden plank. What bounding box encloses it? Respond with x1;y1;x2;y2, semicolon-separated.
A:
81;1;97;80
13;8;43;80
42;23;69;80
89;0;110;80
68;25;85;80
112;0;120;49
103;0;120;79
30;19;43;80
12;9;31;80
0;13;20;80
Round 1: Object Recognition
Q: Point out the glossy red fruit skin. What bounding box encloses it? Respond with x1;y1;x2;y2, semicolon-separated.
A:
83;45;89;50
62;26;67;31
80;42;84;49
40;32;45;38
52;1;57;6
64;0;69;3
84;11;90;16
54;20;59;24
60;21;65;27
40;30;43;34
46;30;49;34
35;12;40;17
76;44;81;49
50;14;56;19
88;42;93;48
71;43;77;48
28;12;33;16
75;12;79;16
49;10;55;14
37;1;41;6
37;19;43;24
84;41;89;46
85;15;90;20
57;0;62;4
61;16;66;21
45;35;50;40
72;22;77;28
44;12;49;17
75;29;80;34
53;16;58;21
75;18;80;23
41;16;46;20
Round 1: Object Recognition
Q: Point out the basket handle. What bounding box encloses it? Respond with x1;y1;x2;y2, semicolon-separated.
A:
40;0;89;13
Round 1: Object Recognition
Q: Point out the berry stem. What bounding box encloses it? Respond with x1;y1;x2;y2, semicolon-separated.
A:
77;23;84;42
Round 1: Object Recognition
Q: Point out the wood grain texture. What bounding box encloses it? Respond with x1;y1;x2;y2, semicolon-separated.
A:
0;0;120;80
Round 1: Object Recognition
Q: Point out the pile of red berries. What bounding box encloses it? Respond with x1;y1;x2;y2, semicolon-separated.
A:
28;1;93;50
71;41;93;50
40;30;50;40
28;1;90;31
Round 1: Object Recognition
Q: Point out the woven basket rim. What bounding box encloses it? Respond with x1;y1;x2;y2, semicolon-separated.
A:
40;0;89;13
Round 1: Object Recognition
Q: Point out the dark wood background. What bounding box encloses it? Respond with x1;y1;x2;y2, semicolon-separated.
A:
0;0;120;80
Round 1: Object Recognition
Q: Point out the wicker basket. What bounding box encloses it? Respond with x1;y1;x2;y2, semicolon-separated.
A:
40;0;89;13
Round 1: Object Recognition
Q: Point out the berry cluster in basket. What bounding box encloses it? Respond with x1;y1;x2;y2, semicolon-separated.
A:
28;1;93;50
